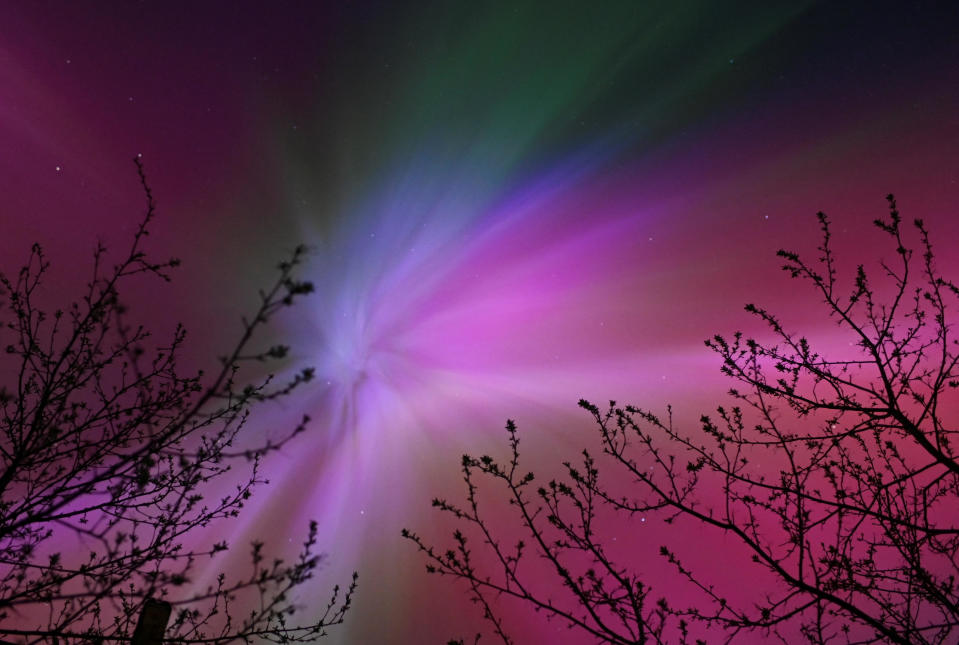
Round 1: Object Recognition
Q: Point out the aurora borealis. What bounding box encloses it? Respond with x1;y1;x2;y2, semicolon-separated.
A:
3;2;959;642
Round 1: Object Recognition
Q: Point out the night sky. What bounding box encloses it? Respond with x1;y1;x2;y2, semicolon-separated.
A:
3;2;959;642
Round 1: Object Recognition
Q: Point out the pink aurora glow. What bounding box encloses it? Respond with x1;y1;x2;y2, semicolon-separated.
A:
2;3;959;643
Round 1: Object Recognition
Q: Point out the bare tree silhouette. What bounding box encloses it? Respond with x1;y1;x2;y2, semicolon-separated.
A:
0;159;355;644
405;196;959;644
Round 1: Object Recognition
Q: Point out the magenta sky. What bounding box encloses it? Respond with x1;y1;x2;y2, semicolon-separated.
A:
3;3;959;642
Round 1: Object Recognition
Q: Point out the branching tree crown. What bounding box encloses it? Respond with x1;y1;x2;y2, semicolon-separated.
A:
0;159;356;644
405;196;959;644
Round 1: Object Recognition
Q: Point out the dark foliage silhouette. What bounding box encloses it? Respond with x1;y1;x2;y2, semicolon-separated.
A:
404;196;959;644
0;159;355;643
